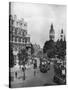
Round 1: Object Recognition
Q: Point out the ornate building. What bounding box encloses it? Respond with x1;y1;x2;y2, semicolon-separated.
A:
49;24;55;41
9;15;31;56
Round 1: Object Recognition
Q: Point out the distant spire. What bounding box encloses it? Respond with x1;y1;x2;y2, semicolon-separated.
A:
60;28;64;41
50;23;55;33
61;29;63;34
64;35;66;41
51;23;53;29
49;23;55;41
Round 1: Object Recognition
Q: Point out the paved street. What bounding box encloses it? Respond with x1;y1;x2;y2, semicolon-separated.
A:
11;58;56;88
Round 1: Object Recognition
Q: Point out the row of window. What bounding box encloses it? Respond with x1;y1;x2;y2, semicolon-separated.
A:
9;19;27;28
10;36;30;43
13;45;25;51
10;27;27;37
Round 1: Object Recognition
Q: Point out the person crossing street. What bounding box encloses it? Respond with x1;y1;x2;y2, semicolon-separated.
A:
33;59;37;76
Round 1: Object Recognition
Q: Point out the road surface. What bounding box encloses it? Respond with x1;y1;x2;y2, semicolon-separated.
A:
11;58;56;88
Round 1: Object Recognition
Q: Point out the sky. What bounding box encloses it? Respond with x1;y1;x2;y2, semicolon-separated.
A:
11;2;66;48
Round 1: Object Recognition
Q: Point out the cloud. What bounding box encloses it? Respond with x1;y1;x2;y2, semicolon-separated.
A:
11;2;66;48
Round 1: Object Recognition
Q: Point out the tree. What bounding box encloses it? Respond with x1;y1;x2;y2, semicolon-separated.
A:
31;43;34;55
43;41;49;54
18;48;28;65
55;39;66;59
43;40;55;58
37;50;43;58
18;48;28;80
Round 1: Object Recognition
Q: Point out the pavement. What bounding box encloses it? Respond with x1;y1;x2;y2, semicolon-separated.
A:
10;58;56;88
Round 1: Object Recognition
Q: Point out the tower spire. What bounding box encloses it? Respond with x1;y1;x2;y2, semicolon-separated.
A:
60;28;64;41
49;23;55;41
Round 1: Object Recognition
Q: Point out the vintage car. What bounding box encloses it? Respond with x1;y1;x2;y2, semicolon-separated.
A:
53;59;66;84
39;58;50;73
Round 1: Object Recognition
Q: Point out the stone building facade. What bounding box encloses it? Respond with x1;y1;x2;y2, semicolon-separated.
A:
9;15;31;57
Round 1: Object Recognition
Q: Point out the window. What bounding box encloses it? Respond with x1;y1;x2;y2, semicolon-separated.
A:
16;21;18;26
23;32;24;36
19;37;21;42
24;31;26;36
13;27;15;35
12;20;14;25
27;37;30;42
19;30;21;36
21;38;22;42
15;37;17;42
21;30;23;36
13;37;15;42
10;19;14;26
23;30;27;36
15;28;18;35
17;38;18;42
17;28;19;35
25;38;27;43
17;29;21;36
22;39;25;43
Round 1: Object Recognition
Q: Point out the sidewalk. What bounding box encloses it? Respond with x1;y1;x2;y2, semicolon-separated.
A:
11;68;42;88
11;59;56;88
11;64;34;87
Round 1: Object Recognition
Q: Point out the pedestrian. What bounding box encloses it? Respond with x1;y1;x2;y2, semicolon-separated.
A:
22;66;26;80
33;59;37;76
15;71;17;78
